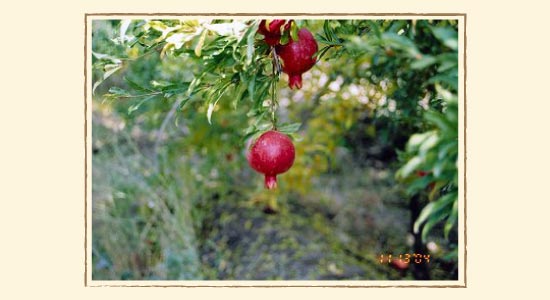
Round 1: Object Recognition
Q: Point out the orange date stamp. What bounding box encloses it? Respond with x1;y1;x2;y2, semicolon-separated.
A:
378;253;431;269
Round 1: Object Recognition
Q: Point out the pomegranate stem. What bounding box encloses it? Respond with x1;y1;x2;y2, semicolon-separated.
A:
270;46;280;130
264;174;278;189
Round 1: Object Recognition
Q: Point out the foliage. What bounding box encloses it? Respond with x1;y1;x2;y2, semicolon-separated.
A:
396;87;459;242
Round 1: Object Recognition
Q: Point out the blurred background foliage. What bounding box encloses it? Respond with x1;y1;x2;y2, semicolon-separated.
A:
91;18;460;280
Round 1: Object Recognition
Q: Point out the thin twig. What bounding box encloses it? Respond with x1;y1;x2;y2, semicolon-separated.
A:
270;46;281;130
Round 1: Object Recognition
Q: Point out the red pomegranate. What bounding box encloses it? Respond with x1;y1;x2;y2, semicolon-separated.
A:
257;19;291;46
246;130;296;189
416;170;429;177
391;259;409;270
275;28;318;89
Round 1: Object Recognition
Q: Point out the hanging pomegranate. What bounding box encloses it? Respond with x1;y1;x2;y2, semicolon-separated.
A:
275;28;318;89
246;130;296;189
257;19;292;46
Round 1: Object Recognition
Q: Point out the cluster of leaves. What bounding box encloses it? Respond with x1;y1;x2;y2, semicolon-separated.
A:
93;19;304;147
396;86;459;242
384;22;460;243
311;19;461;245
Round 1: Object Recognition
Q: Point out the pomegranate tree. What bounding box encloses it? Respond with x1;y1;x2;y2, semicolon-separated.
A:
246;130;296;189
275;28;318;89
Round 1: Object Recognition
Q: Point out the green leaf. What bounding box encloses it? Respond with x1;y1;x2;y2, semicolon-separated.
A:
406;131;436;152
410;55;437;70
108;87;130;96
288;132;303;142
290;21;299;42
279;33;289;45
436;53;458;72
246;26;255;66
444;196;459;239
421;207;450;242
187;74;204;97
194;29;208;57
428;73;458;91
127;95;156;115
397;156;423;179
425;110;453;134
119;20;132;43
418;132;440;155
413;192;455;234
162;82;191;98
206;102;216;124
277;122;301;134
406;175;434;195
93;62;123;95
431;27;458;50
323;20;332;41
124;77;152;93
315;34;331;45
381;32;420;58
367;20;382;39
232;83;247;109
247;73;256;103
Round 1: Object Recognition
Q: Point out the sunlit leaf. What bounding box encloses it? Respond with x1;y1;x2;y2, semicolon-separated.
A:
246;26;255;65
204;21;247;37
206;102;216;124
194;30;208;57
397;156;423;179
119;20;132;43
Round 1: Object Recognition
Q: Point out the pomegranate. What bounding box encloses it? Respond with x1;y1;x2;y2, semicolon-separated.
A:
257;19;291;46
275;28;318;89
246;130;295;189
391;259;409;270
416;170;429;177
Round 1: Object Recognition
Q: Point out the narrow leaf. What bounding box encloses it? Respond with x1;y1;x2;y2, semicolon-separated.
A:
444;196;459;239
413;193;455;233
246;27;255;65
194;29;208;57
411;55;437;70
290;21;299;42
207;102;215;124
277;122;301;134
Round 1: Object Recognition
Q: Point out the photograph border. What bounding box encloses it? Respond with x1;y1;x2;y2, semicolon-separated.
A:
85;13;467;288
